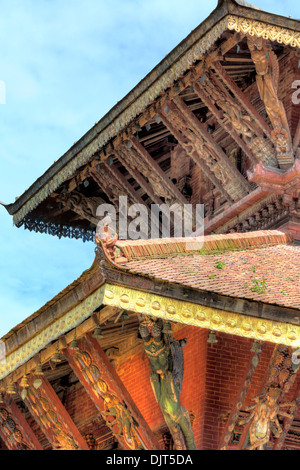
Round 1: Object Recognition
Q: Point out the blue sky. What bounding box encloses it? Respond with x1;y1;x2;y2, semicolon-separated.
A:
0;0;299;338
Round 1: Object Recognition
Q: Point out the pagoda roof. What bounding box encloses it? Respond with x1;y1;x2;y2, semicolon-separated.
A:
116;230;300;310
1;229;299;382
2;0;300;238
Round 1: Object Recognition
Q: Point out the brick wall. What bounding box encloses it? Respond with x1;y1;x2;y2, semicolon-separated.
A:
63;384;100;433
202;333;275;449
116;347;165;434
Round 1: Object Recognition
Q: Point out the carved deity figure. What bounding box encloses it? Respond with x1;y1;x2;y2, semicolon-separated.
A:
139;316;196;450
238;386;296;450
247;36;292;155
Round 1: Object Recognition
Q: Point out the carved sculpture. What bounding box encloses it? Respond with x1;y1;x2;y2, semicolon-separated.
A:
201;74;276;167
0;408;31;450
238;386;296;450
95;219;118;263
139;316;196;450
56;191;98;225
119;144;176;204
73;350;140;450
25;387;80;450
247;36;293;164
238;345;299;450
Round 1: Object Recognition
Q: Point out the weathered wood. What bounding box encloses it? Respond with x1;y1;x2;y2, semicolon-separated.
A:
173;96;252;193
219;341;264;449
158;107;235;203
212;61;273;139
115;147;165;207
130;136;189;206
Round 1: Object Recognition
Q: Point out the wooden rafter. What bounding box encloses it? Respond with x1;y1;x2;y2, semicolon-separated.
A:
158;99;251;203
0;394;43;450
159;108;235;203
219;341;264;450
22;375;89;450
173;95;252;193
212;61;273;139
114;146;164;207
193;71;278;168
130;136;190;207
192;80;259;167
235;345;299;450
272;375;300;450
64;334;160;450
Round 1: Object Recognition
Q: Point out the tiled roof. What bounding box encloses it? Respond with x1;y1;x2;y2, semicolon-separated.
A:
117;231;300;309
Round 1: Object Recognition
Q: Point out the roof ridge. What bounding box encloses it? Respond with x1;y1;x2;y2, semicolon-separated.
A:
116;230;294;261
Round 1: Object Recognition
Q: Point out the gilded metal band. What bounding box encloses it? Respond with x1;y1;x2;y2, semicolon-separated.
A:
103;283;300;348
1;280;299;381
0;285;105;380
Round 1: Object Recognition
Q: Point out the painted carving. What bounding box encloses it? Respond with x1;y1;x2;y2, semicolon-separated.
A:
199;74;276;167
119;144;176;204
89;165;136;208
139;316;196;450
25;387;80;450
95;221;118;264
247;36;293;165
238;386;296;450
73;350;140;450
0;407;31;450
225;195;288;234
238;345;299;450
56;191;98;225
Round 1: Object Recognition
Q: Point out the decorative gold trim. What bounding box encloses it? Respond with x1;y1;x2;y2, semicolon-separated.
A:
227;15;300;48
1;280;299;380
103;283;300;348
0;285;105;380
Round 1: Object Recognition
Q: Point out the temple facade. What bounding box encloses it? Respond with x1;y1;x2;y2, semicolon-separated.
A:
0;0;300;450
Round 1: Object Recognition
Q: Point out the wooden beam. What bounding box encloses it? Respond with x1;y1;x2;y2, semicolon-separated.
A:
193;80;259;167
173;96;252;193
158;102;241;203
102;160;161;236
235;345;299;450
64;334;160;450
212;61;273;139
21;375;89;450
55;191;99;226
0;394;43;450
115;146;166;207
272;374;300;450
130;136;189;207
219;341;264;450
